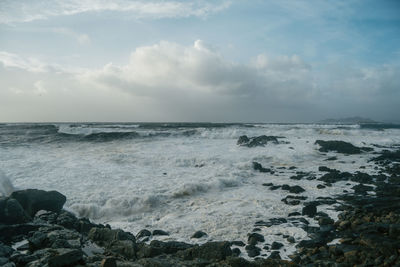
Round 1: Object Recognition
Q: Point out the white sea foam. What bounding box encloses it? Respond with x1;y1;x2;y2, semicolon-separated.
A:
1;123;399;259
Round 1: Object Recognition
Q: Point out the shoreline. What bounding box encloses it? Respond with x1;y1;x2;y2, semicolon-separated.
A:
1;141;400;266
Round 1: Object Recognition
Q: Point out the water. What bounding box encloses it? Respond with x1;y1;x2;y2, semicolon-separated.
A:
1;122;399;258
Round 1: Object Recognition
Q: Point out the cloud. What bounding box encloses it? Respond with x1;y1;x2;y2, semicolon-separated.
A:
0;0;231;24
1;41;399;122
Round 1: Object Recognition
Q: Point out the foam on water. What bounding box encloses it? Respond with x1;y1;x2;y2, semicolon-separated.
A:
1;123;399;259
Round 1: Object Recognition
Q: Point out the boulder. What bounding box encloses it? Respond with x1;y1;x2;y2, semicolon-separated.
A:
302;203;317;217
237;135;279;147
179;241;232;261
88;227;135;245
191;230;207;239
0;197;30;224
10;189;66;217
47;248;83;267
315;140;362;154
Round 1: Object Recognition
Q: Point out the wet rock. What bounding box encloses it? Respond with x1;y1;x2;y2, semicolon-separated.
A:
252;162;271;173
289;185;305;194
318;166;335;172
271;242;284;250
10;189;66;217
352;183;374;194
287;236;295;243
191;230;207;239
231;247;241;256
47;248;83;267
0;224;41;244
88;227;135;246
302;203;317;217
245;244;261;257
247;233;264;245
317;184;326;189
282;195;307;205
288;212;301;217
179;241;232;261
0;197;30;224
152;229;169;236
237;135;279;147
315;140;363;154
230;241;245;247
101;257;117;267
268;251;281;259
136;229;151;239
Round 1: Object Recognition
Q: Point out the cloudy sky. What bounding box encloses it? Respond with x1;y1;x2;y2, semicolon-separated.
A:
0;0;399;122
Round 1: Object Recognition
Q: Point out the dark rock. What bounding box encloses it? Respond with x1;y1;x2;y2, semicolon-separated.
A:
230;241;245;247
88;227;135;245
231;247;241;256
271;242;284;250
317;184;326;189
318;166;336;172
247;233;264;245
269;185;281;190
191;230;207;239
289;185;305;194
152;229;169;236
0;243;14;258
237;135;250;145
136;229;151;239
325;156;337;161
0;197;30;224
318;217;334;226
287;236;295;243
268;251;281;259
101;257;117;267
179;241;232;261
47;248;83;267
302;203;317;217
0;223;41;244
315;140;362;154
252;162;271;173
237;135;279;147
10;189;66;217
288;212;301;217
245;244;261;257
352;183;374;194
282;195;307;205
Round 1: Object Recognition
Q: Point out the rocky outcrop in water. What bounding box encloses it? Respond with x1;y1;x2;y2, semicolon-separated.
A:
237;135;280;147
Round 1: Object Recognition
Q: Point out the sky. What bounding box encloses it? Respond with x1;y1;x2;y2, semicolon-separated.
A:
0;0;399;123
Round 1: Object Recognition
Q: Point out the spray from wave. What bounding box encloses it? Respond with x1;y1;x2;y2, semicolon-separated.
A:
0;170;14;197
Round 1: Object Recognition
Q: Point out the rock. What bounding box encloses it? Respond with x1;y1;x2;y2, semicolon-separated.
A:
317;184;326;189
247;233;264;244
252;162;271;173
47;248;83;267
88;227;135;245
0;197;30;224
271;242;284;250
287;236;295;243
318;217;334;226
231;247;241;256
268;251;281;259
318;166;335;172
10;189;66;217
289;185;305;194
237;135;279;147
302;203;317;217
136;229;151;239
230;241;245;247
0;243;14;258
179;241;232;261
137;240;192;258
191;230;207;239
237;135;250;146
101;257;117;267
245;244;261;257
288;212;301;217
315;140;362;154
152;230;169;236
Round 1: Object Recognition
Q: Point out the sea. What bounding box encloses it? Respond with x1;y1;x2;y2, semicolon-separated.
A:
1;122;400;258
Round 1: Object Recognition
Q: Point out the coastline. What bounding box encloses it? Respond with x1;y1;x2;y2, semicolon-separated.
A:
1;142;400;266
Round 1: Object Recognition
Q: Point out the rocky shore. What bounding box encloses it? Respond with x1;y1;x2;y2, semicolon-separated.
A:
1;139;400;266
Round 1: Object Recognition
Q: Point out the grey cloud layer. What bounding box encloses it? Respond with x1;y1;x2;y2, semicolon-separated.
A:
1;41;399;122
